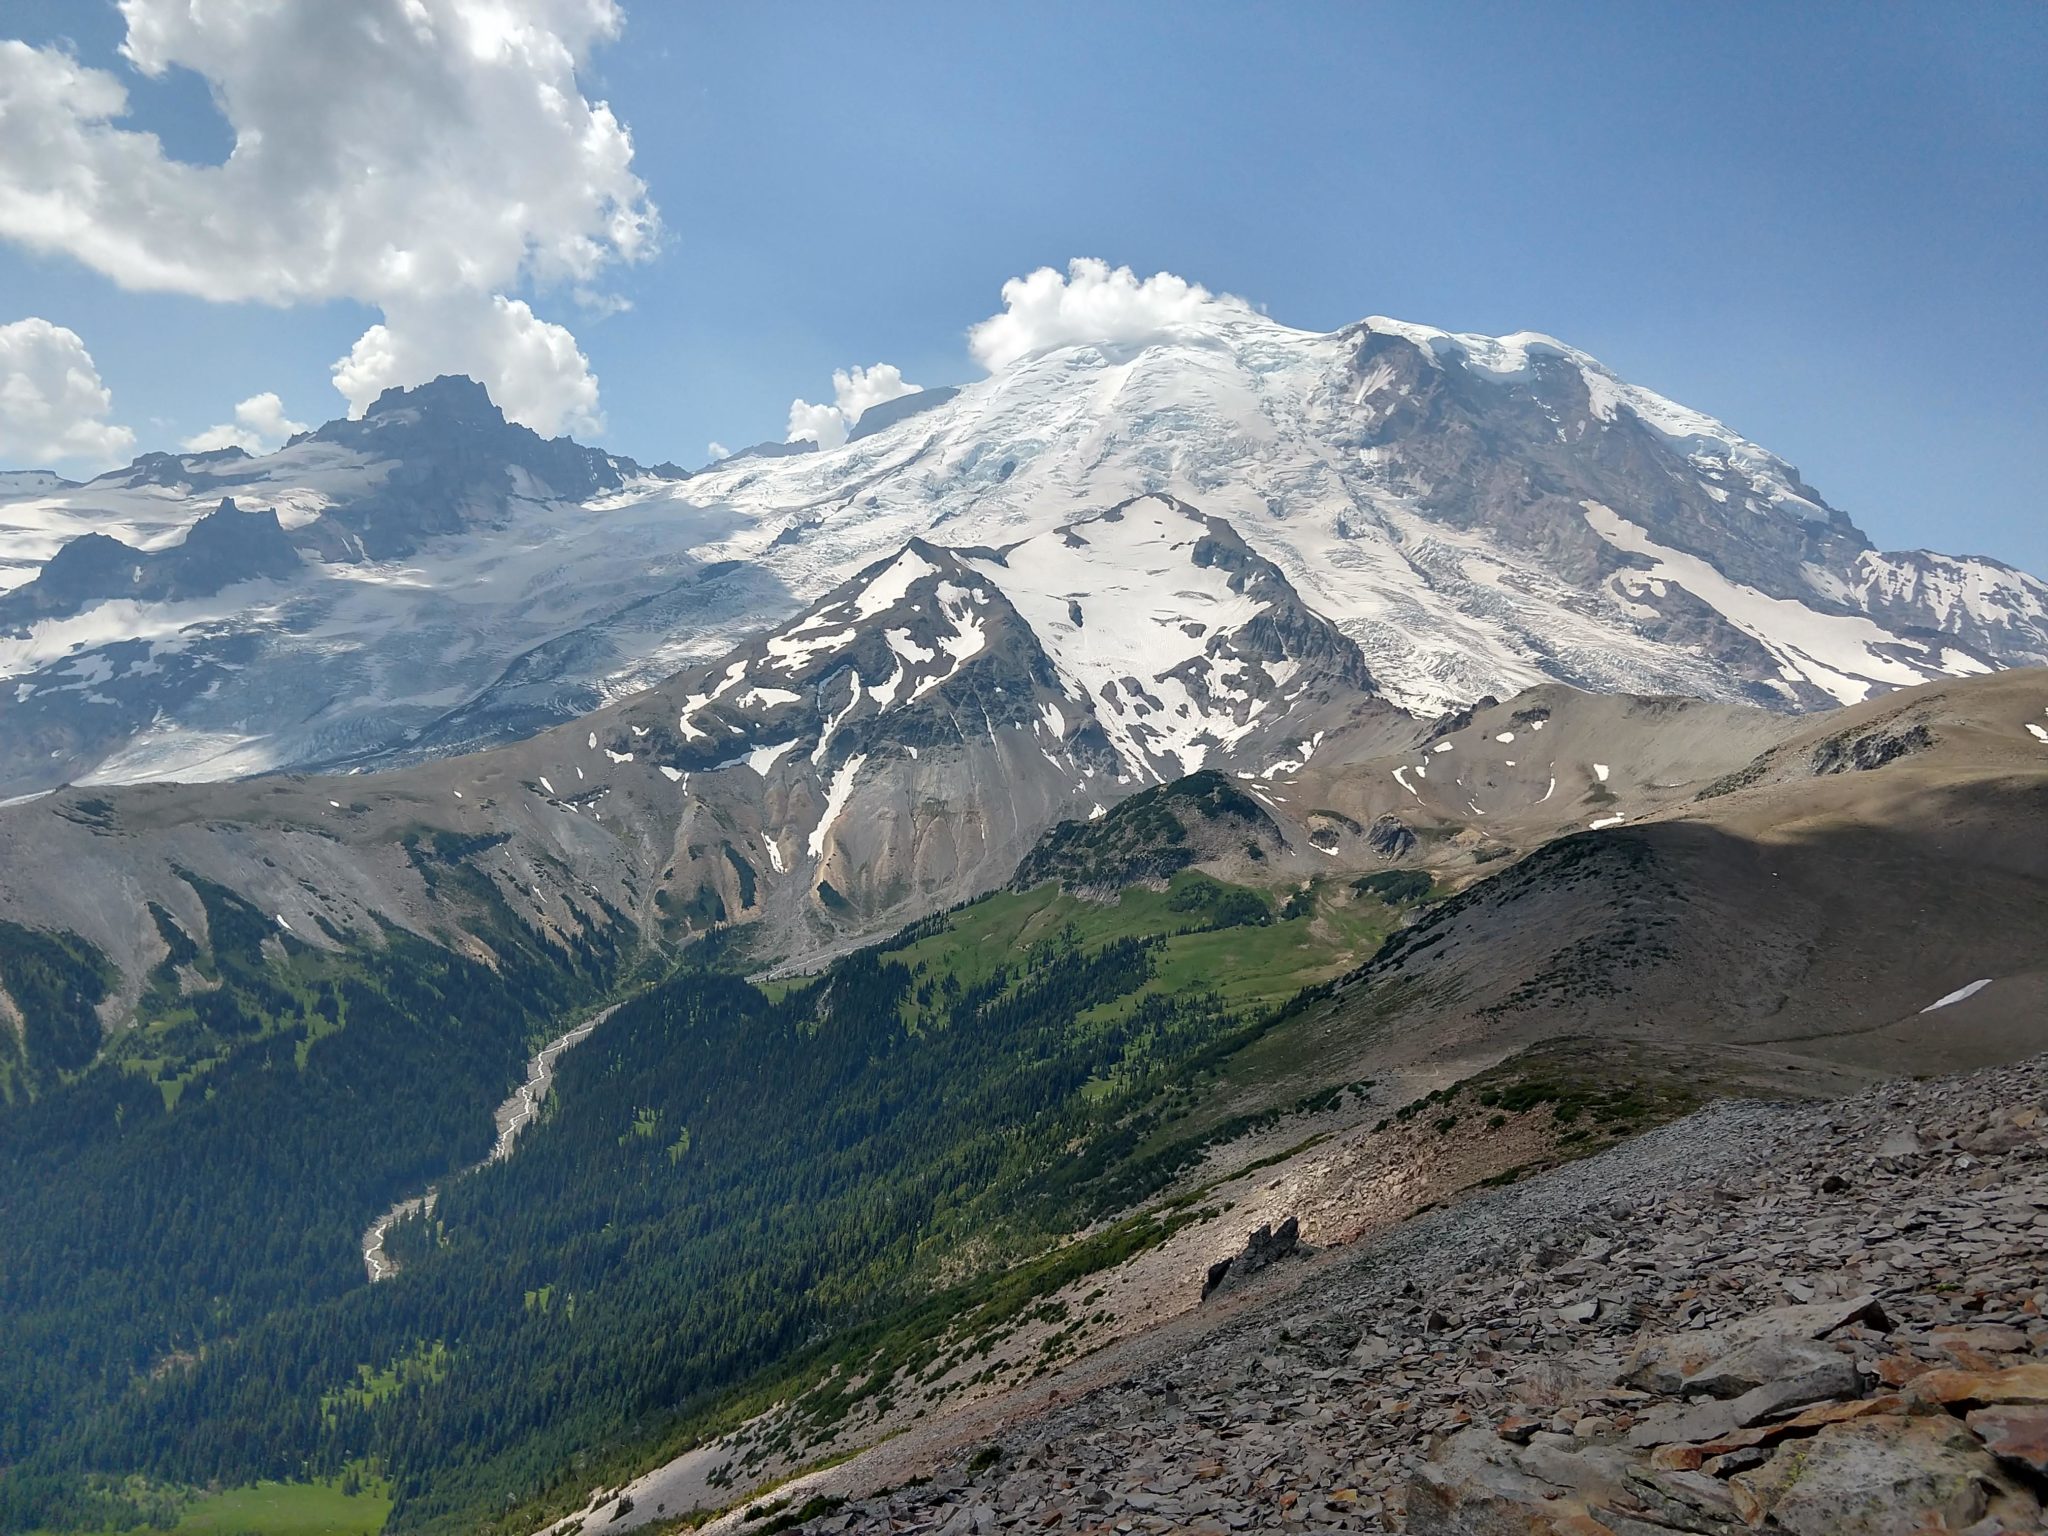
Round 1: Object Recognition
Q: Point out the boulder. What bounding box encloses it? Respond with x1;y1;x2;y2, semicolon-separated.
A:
1906;1362;2048;1409
1730;1414;2037;1536
1624;1356;1863;1449
1681;1335;1855;1400
1619;1295;1889;1394
1405;1427;1585;1536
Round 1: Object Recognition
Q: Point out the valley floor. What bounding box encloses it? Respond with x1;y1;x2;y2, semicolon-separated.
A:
639;1055;2048;1536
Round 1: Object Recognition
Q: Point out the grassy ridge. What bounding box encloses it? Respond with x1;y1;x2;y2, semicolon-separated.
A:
883;872;1398;1030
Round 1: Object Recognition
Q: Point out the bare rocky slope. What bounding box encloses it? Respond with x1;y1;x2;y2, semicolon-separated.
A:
2;652;2040;1064
671;1056;2048;1536
1267;668;2048;1091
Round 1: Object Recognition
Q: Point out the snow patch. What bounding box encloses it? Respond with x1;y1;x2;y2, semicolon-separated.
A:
1920;978;1992;1013
766;626;857;672
853;547;938;617
808;753;868;858
885;629;936;665
1582;501;1941;705
745;738;802;775
812;675;865;764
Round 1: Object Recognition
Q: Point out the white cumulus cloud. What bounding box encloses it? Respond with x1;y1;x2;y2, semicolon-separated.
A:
966;258;1253;371
831;363;921;421
332;294;603;437
0;0;657;433
0;317;136;466
785;399;848;451
785;362;922;450
183;392;313;455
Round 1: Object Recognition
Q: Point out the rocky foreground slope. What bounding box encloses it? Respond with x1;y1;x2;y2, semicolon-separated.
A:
734;1057;2048;1536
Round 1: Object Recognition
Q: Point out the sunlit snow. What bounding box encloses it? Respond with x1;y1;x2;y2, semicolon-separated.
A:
1920;979;1993;1013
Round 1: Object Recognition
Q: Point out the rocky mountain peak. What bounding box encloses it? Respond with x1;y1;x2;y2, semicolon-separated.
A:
0;496;301;633
611;537;1104;783
360;372;501;425
293;376;649;561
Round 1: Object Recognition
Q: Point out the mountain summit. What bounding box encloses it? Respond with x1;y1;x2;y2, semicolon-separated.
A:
684;308;2047;715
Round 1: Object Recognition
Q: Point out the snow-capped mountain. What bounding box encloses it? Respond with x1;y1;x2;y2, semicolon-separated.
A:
0;378;732;794
0;521;1401;980
569;517;1387;944
679;310;2046;717
2;310;2043;799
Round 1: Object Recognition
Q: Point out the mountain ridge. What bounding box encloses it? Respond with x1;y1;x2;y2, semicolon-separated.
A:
1;314;2042;797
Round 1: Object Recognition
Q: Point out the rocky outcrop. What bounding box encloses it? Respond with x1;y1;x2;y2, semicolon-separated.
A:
845;386;960;443
1367;813;1419;860
0;498;301;630
1201;1217;1305;1302
1809;722;1935;775
293;375;654;560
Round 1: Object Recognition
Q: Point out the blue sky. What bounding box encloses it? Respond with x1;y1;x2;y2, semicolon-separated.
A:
1;1;2042;571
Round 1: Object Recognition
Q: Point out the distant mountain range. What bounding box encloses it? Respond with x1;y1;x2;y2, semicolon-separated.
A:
2;310;2043;801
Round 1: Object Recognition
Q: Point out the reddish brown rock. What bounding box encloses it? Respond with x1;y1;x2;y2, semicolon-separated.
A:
1908;1362;2048;1408
1874;1353;1932;1388
1647;1444;1703;1472
1967;1405;2048;1477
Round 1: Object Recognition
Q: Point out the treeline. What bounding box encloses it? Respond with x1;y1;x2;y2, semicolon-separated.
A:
3;908;1249;1535
0;918;115;1094
0;872;630;1534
